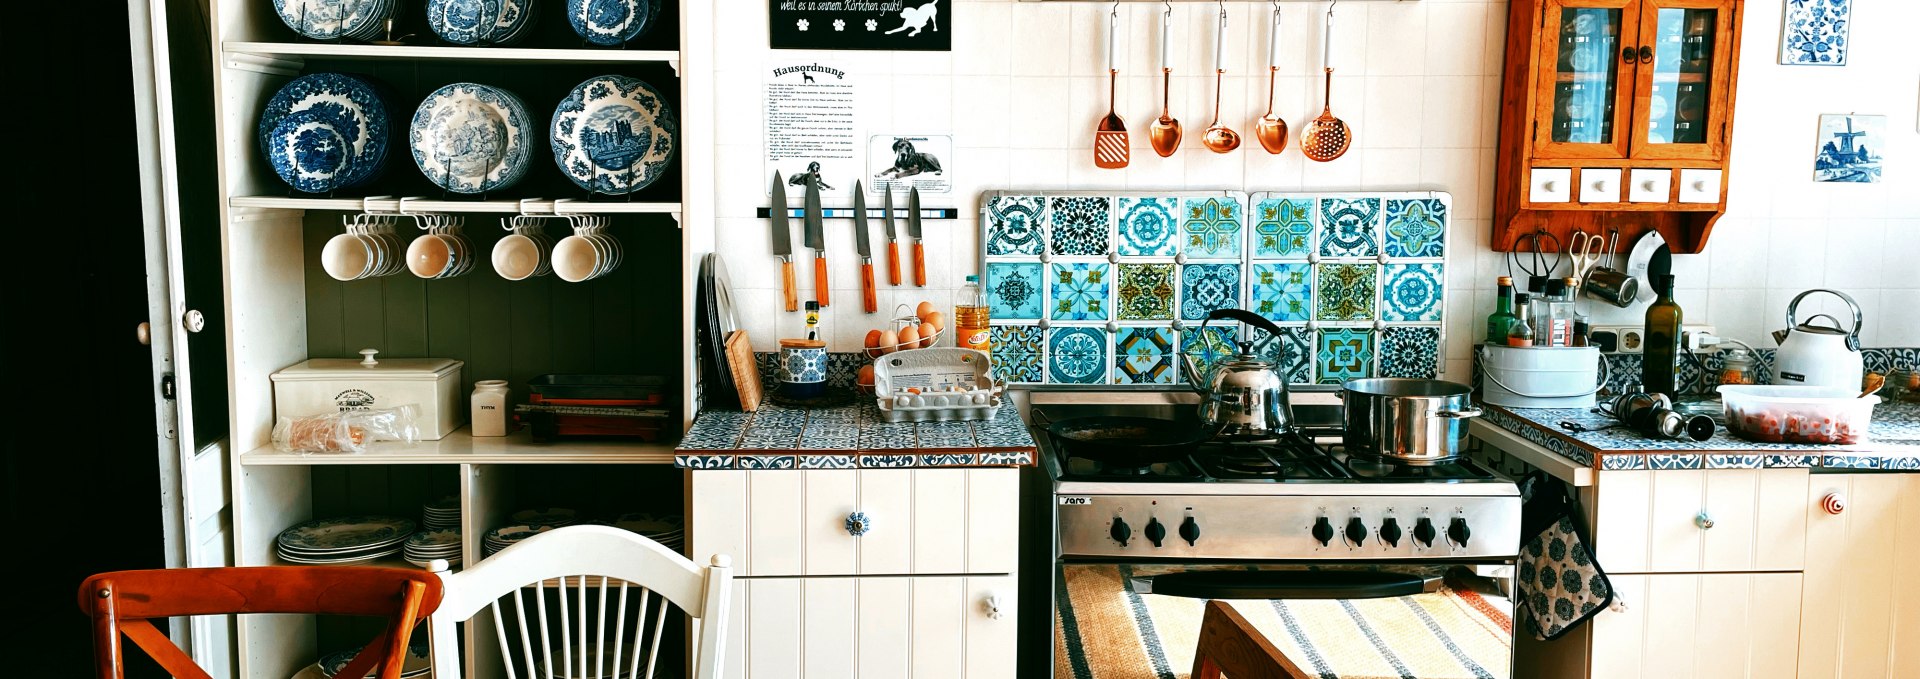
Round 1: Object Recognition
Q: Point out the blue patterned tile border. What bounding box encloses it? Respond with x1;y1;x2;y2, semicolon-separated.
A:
1882;456;1920;471
859;454;919;468
1482;403;1920;472
1648;454;1704;470
1821;455;1880;470
1765;454;1819;469
797;455;857;469
1600;455;1647;470
676;400;1037;463
923;453;980;466
738;455;798;470
979;452;1033;466
675;455;733;469
1704;454;1765;470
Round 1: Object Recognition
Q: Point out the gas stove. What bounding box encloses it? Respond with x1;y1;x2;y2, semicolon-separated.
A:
1032;392;1522;562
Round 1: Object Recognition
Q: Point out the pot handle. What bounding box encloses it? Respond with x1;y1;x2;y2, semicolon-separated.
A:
1436;407;1483;419
1785;288;1864;350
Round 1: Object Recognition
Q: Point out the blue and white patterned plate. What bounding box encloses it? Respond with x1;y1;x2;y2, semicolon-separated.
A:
566;0;657;46
551;75;676;194
272;0;396;41
267;110;356;193
489;0;540;45
409;82;533;194
276;516;415;552
426;0;502;45
258;73;391;192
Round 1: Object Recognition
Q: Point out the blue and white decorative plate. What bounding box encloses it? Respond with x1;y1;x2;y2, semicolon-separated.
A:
266;110;356;193
426;0;502;45
258;73;391;192
272;0;396;41
409;82;533;194
276;516;415;552
566;0;657;46
489;0;540;45
551;75;677;195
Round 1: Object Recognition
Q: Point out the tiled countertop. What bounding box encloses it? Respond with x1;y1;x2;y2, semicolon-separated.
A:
1479;401;1920;471
672;401;1037;470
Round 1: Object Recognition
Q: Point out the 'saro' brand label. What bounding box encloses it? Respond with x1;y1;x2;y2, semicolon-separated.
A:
1059;497;1092;506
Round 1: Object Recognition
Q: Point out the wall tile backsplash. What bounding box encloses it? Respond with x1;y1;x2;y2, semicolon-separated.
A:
710;0;1919;388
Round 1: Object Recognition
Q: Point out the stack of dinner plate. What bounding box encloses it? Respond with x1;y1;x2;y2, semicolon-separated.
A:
421;496;460;532
257;73;392;194
402;529;462;568
316;637;431;678
277;516;414;564
272;0;399;42
483;524;556;556
613;513;683;552
408;82;534;194
427;0;541;45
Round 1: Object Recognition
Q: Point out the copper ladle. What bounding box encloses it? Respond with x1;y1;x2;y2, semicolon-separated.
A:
1301;2;1351;162
1201;2;1240;153
1149;4;1182;158
1255;2;1288;154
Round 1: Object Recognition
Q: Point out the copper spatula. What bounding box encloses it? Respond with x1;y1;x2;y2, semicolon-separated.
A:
1094;5;1129;169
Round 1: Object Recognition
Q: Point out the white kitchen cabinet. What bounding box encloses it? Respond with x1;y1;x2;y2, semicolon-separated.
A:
1592;468;1808;573
1797;473;1920;679
720;575;1017;679
1588;572;1803;679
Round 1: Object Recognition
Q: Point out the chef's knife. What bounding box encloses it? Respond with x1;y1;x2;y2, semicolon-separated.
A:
852;181;877;313
908;187;926;287
883;189;902;286
803;178;829;307
770;172;796;312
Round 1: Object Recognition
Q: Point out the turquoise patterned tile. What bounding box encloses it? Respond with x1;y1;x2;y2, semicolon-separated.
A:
1114;326;1177;384
1381;263;1444;322
985;262;1044;320
1116;263;1176;321
985;195;1045;257
1314;263;1377;321
1047;327;1108;384
1116;197;1179;257
1252;326;1314;384
1250;263;1312;323
1049;262;1112;322
1316;327;1376;384
1253;197;1314;259
1048;197;1112;256
1179;263;1243;321
1379;327;1440;379
1382;198;1446;259
1318;198;1381;258
1181;326;1237;385
1180;197;1244;260
990;325;1044;383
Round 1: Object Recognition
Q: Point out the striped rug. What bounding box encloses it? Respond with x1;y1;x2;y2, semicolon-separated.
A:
1056;565;1512;679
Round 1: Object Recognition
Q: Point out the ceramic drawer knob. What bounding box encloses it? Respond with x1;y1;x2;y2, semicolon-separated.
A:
845;511;872;537
1821;492;1846;515
1694;511;1714;530
984;594;1004;620
184;309;207;333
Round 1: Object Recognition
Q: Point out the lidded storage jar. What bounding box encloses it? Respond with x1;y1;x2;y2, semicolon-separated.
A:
270;349;465;440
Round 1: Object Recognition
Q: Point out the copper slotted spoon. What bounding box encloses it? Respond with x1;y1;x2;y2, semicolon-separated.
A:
1149;3;1182;157
1301;1;1351;162
1094;2;1129;169
1201;1;1240;153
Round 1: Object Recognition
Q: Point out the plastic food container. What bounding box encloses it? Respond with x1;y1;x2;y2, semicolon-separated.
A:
1718;385;1879;445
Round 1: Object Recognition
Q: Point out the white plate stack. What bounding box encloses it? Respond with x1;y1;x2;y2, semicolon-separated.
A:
422;496;461;532
483;524;557;557
277;516;415;565
315;638;431;679
613;513;683;552
403;529;462;569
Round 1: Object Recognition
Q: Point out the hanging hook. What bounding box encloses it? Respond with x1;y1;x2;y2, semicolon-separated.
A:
1217;0;1227;21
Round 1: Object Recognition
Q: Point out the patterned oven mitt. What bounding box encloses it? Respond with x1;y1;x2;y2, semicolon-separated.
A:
1515;471;1616;640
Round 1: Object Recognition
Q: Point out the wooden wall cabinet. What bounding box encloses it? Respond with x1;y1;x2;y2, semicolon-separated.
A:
1494;0;1745;254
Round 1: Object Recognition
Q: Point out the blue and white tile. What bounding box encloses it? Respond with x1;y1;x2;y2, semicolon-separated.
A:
859;454;920;468
986;262;1045;320
1251;326;1314;384
918;421;977;448
1317;197;1381;258
1764;454;1819;468
1647;454;1704;470
1705;454;1765;469
1250;263;1312;323
1880;456;1920;471
1600;455;1647;470
972;422;1037;448
1048;326;1109;384
737;455;798;470
1116;197;1179;257
978;452;1034;466
738;426;802;449
1048;196;1113;256
1821;455;1880;470
1181;197;1245;260
1178;262;1243;321
858;423;919;451
990;324;1045;383
1381;263;1444;322
1379;327;1441;379
801;424;861;450
1252;197;1314;259
797;455;857;469
1315;327;1376;384
1382;198;1447;259
1181;325;1238;385
677;419;745;450
923;453;980;466
675;455;734;469
985;195;1046;257
1779;0;1851;66
1114;326;1177;385
1049;262;1113;321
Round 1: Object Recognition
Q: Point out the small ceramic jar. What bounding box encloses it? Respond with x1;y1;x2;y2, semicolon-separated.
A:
779;339;828;399
471;380;509;437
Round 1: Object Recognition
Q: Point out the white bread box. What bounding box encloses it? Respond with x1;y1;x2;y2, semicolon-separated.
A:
271;349;465;440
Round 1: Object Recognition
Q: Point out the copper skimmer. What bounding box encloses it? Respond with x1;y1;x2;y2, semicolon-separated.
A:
1301;2;1351;162
1149;3;1182;157
1094;3;1129;169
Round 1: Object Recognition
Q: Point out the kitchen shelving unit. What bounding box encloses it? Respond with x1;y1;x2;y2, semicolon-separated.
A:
196;0;717;676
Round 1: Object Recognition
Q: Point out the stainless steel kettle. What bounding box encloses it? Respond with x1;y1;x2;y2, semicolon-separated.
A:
1771;288;1865;389
1178;308;1296;439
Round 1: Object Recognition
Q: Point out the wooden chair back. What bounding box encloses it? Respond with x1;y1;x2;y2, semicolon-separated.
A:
426;525;733;679
78;566;444;679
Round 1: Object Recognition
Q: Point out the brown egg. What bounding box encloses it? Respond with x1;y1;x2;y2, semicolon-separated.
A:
897;325;921;350
921;311;946;332
864;329;884;355
856;364;875;387
877;329;900;355
918;322;938;347
916;301;937;320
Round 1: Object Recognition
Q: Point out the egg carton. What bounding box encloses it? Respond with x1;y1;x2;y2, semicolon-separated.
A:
872;348;1004;423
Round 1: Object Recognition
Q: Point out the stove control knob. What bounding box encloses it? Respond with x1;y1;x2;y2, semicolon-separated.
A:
1110;517;1133;547
1311;517;1335;547
1179;516;1201;546
1344;517;1368;547
1144;518;1166;548
1448;517;1472;548
1380;517;1403;547
1413;517;1437;548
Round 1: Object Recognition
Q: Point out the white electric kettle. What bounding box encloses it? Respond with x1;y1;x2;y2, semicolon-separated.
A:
1771;288;1864;390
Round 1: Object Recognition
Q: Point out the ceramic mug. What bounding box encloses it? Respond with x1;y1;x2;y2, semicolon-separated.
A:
779;340;828;398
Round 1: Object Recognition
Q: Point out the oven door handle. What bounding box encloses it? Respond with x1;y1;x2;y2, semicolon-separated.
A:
1131;570;1429;600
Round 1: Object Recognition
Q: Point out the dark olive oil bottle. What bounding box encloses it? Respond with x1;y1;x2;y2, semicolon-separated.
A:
1644;274;1683;397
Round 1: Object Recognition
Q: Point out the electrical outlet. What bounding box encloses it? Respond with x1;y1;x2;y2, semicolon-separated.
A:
1682;324;1720;351
1597;325;1645;353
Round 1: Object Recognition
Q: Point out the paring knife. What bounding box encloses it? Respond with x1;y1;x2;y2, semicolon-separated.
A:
770;172;797;312
852;180;877;313
803;178;829;307
908;187;926;287
883;189;902;286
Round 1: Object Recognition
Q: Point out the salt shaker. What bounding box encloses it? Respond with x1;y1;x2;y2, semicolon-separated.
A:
471;380;509;437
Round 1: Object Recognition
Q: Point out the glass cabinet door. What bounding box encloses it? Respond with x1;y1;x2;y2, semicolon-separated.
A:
1633;0;1734;160
1535;0;1639;159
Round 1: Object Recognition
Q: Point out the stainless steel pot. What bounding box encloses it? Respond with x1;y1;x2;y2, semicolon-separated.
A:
1341;378;1482;465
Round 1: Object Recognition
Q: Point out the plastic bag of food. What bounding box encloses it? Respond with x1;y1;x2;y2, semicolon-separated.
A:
273;404;422;453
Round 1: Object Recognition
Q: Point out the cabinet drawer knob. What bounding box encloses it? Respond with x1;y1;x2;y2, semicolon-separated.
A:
1694;511;1714;530
845;511;872;537
1820;492;1846;515
984;594;1004;620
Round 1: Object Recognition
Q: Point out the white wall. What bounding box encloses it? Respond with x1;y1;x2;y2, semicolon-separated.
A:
710;0;1920;384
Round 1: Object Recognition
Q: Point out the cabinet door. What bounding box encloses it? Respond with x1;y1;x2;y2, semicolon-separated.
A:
1533;0;1642;160
1589;572;1802;679
1798;474;1920;679
1629;0;1737;161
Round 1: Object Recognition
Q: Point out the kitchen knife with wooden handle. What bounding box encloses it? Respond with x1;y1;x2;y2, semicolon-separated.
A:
852;180;877;313
803;178;828;307
770;172;797;311
883;189;902;286
908;186;926;287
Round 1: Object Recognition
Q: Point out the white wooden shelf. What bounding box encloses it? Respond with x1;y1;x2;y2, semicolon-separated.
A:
224;41;680;69
229;196;683;216
240;427;680;466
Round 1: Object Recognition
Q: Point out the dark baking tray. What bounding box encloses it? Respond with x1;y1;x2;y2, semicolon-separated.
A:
527;375;668;401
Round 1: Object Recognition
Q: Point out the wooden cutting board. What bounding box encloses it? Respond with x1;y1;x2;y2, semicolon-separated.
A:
724;330;764;411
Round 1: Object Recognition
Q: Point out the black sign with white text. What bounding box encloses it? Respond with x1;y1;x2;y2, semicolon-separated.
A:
769;0;950;51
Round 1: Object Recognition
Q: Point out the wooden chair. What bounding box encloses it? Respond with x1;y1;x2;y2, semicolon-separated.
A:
1191;600;1313;679
78;566;443;679
425;524;733;679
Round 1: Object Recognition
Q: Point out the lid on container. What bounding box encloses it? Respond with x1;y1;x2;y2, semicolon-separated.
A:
779;338;827;349
272;349;463;382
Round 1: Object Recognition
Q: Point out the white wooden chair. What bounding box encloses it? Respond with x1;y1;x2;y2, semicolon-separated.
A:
426;525;733;679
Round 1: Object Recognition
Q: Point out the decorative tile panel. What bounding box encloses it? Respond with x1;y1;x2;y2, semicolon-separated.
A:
989;325;1045;382
1382;263;1444;322
1250;263;1312;323
1049;262;1112;321
1252;326;1314;385
1114;326;1177;385
1049;196;1113;256
1116;197;1179;257
1047;327;1109;384
1315;263;1377;321
1318;197;1381;258
1117;263;1176;321
985;195;1045;257
1182;325;1237;385
1380;327;1441;379
738;455;798;470
1316;328;1376;384
1181;197;1245;259
985;262;1044;320
1179;263;1243;321
1780;0;1851;66
797;455;857;469
1383;198;1447;259
1253;197;1314;259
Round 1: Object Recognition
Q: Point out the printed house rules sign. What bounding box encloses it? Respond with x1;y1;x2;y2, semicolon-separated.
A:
769;1;951;51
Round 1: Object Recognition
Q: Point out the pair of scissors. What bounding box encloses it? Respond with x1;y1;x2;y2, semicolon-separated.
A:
1569;230;1604;281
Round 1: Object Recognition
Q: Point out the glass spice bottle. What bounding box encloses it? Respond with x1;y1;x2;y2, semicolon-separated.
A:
1718;348;1755;386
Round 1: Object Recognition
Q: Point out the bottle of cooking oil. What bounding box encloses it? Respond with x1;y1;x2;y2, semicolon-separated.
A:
955;275;991;354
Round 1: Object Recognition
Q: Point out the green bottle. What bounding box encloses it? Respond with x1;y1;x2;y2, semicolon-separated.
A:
1486;276;1519;344
1644;274;1683;397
